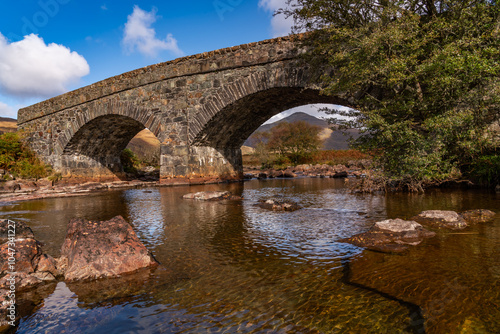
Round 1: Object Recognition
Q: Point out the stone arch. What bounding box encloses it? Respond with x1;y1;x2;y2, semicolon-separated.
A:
189;64;348;148
54;101;163;179
176;64;348;182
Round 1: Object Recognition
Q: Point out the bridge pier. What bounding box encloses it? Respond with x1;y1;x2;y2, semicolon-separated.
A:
56;154;125;181
160;144;243;184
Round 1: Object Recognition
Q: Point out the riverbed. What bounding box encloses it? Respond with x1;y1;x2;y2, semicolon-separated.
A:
1;178;499;333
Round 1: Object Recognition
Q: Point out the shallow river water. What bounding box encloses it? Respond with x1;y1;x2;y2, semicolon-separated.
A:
1;178;499;333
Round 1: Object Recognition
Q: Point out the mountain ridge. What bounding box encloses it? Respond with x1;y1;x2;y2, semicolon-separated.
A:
245;112;359;150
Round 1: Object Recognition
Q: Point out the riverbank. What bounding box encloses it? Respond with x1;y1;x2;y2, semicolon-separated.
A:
0;163;369;204
0;180;160;204
243;163;366;179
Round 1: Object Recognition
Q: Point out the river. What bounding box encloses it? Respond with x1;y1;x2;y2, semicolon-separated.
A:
1;178;499;333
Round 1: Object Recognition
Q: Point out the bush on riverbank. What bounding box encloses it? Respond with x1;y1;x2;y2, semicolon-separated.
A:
243;149;371;170
466;152;500;187
0;132;50;179
120;148;160;175
120;148;141;174
282;0;500;192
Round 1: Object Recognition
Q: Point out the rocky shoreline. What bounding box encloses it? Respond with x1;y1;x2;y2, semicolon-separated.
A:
0;164;364;204
0;179;159;204
243;163;364;179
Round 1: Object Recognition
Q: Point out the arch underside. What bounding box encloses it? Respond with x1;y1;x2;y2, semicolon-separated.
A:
59;115;146;177
191;87;347;149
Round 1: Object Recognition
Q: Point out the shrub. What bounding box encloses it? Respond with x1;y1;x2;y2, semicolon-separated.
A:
120;148;140;173
468;154;500;187
0;132;49;179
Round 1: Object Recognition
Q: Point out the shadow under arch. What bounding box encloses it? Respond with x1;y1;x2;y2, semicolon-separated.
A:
191;87;349;150
59;114;149;180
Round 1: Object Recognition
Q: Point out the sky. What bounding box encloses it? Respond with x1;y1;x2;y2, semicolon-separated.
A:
0;0;339;122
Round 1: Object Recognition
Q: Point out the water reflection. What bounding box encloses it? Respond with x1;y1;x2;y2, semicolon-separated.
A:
123;189;166;248
1;178;499;333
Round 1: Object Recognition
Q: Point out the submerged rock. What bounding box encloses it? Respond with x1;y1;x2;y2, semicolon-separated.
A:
0;219;35;243
59;216;159;281
411;210;468;230
0;220;58;289
339;218;436;253
182;191;241;201
256;199;302;212
460;209;496;224
0;220;59;327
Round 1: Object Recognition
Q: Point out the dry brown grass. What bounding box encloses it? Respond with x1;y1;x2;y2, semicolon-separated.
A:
126;129;160;165
0;121;17;133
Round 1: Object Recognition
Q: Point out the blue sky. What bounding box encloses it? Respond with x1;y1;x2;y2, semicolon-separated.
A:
0;0;338;122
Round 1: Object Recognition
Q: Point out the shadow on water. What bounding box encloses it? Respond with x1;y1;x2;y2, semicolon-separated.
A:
341;257;426;333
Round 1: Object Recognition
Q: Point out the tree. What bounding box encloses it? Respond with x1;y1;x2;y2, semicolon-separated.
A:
247;130;272;167
280;0;500;190
266;121;323;164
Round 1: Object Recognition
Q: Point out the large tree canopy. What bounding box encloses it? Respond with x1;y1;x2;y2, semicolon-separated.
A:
281;0;500;190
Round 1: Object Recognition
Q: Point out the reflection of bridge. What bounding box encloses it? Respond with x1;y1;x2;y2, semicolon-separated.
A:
18;35;345;183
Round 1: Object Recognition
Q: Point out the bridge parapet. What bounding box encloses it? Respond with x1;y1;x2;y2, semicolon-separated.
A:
18;35;306;125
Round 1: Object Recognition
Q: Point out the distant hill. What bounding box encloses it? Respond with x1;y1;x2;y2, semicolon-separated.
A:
0;117;17;134
244;112;360;150
126;129;160;164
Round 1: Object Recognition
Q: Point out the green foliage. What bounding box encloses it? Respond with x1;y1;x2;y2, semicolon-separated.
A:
282;0;500;190
48;172;62;182
467;153;500;186
0;132;49;179
120;148;141;173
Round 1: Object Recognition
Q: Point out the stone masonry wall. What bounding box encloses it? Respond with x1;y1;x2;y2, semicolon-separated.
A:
16;34;342;182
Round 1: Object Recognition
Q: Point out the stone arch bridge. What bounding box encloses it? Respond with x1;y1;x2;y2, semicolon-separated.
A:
18;35;346;184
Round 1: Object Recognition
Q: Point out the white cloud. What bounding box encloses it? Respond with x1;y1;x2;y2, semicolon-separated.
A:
101;4;108;10
0;101;16;119
264;104;351;124
0;33;90;98
123;6;183;58
258;0;295;37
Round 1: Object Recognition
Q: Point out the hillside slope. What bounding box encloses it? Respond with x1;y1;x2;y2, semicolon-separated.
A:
126;129;160;164
0;117;17;134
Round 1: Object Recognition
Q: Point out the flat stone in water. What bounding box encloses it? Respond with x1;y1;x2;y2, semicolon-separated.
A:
460;209;496;224
182;191;240;201
340;218;436;253
256;199;302;211
412;210;467;229
374;219;421;233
